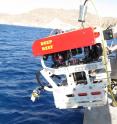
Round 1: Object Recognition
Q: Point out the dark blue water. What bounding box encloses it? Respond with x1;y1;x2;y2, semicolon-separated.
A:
0;24;84;124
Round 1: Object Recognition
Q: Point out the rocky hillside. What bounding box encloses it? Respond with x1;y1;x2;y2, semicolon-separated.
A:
0;8;117;28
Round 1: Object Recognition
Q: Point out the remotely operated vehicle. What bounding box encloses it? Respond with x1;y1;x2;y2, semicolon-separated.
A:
31;0;117;109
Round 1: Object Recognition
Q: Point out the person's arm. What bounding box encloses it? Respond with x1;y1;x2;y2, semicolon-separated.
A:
108;45;117;52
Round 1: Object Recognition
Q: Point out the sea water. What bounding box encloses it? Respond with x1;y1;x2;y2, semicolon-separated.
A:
0;24;84;124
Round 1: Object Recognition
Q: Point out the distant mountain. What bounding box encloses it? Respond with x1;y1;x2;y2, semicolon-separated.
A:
0;8;117;29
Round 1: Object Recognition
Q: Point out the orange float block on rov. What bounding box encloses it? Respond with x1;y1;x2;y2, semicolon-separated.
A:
32;27;96;56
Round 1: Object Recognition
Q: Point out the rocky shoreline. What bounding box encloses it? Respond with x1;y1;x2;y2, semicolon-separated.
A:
0;8;117;29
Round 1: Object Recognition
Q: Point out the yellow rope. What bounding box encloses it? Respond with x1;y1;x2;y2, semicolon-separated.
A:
102;38;117;106
90;0;117;106
90;0;102;27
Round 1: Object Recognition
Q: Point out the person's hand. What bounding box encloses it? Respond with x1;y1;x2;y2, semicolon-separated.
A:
107;46;112;54
107;45;117;53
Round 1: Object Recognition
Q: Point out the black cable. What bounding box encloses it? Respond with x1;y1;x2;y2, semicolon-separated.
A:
84;0;88;5
36;70;44;87
36;69;61;87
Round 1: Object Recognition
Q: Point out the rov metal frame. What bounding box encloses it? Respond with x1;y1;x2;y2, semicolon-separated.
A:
40;56;111;109
31;27;112;109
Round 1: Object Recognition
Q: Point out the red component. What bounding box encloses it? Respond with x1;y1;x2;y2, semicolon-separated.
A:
78;93;87;96
91;91;101;95
94;32;100;38
32;27;96;56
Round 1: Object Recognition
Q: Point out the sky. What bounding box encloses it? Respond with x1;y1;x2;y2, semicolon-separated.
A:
0;0;116;17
